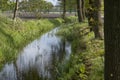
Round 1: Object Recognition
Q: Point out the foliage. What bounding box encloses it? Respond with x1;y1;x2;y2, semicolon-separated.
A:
57;21;88;41
0;0;15;11
19;0;53;12
60;0;89;12
18;0;53;18
56;22;104;80
65;0;77;12
64;16;78;23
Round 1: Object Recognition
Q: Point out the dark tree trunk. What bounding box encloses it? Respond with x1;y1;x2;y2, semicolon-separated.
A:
13;0;18;20
62;0;66;19
104;0;120;80
76;0;84;22
81;0;85;20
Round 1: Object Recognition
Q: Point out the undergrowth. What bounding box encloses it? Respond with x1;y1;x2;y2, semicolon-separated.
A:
0;15;63;69
56;22;104;80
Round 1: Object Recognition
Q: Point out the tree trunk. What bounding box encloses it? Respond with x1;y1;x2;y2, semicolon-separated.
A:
81;0;85;20
104;0;120;80
87;0;93;26
88;0;103;39
62;0;66;19
76;0;84;22
93;0;103;39
13;0;18;20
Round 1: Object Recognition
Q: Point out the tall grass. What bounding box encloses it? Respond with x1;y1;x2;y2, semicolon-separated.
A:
0;15;63;68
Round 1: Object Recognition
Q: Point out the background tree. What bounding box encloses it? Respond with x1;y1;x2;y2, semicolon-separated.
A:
13;0;19;20
93;0;103;39
104;0;120;80
44;2;53;14
19;0;53;18
66;0;76;14
59;0;87;21
62;0;66;19
76;0;84;22
87;0;103;39
59;0;77;16
81;0;85;20
0;0;15;11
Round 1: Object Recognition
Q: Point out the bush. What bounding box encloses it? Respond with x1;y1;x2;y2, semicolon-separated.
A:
64;16;78;23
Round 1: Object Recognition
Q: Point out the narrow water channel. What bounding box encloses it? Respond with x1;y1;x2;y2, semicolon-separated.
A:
0;28;71;80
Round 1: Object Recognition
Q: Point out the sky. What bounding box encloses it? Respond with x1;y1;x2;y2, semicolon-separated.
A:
46;0;58;6
10;0;59;6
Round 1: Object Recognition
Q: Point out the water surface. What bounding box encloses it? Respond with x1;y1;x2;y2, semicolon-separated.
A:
0;28;71;80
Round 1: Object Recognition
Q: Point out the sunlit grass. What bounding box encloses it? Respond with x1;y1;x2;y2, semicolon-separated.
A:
0;15;63;69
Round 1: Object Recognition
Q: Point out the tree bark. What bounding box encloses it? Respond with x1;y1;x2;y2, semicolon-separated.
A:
76;0;84;22
87;0;93;31
62;0;66;19
104;0;120;80
13;0;18;20
87;0;103;39
93;0;103;39
81;0;85;20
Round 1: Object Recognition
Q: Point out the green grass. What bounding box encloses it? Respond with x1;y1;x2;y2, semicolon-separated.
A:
0;14;104;79
0;15;63;69
56;22;104;80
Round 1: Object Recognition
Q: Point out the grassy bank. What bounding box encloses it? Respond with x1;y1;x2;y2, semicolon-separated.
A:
56;22;104;80
0;15;63;68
